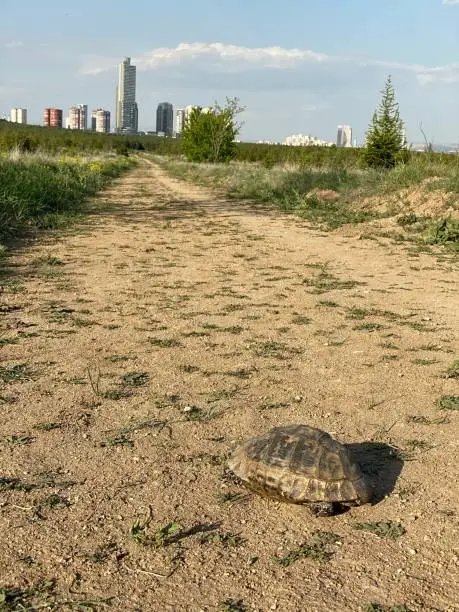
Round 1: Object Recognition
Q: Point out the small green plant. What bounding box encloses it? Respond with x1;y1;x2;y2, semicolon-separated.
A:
274;531;342;566
291;315;312;325
352;521;405;539
436;395;459;410
219;599;247;612
120;371;149;387
0;579;56;610
129;509;182;548
3;434;34;445
38;494;71;510
396;212;417;226
424;218;459;250
182;405;219;422
0;363;33;383
99;435;134;448
148;337;182;348
0;476;37;492
444;359;459;379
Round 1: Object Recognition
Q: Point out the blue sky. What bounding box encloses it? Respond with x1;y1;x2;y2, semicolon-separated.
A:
1;0;458;143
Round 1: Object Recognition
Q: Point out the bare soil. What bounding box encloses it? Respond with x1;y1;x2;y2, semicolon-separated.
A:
0;159;458;612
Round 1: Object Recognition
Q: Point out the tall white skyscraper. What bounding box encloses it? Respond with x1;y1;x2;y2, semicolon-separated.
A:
10;108;27;124
116;57;138;133
91;109;111;133
337;125;352;147
67;104;88;130
175;109;184;135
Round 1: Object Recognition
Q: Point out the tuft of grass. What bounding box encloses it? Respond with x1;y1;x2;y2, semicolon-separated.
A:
180;364;200;373
444;359;459;379
33;422;64;431
436;395;459;411
182;405;219;422
274;531;342;566
38;494;71;510
353;323;386;332
291;315;312;325
423;218;459;251
0;579;56;610
120;371;149;387
129;508;182;548
0;476;37;492
3;434;34;446
217;491;251;505
0;363;33;383
0;395;18;404
148;337;182;348
101;388;132;400
352;521;405;540
251;339;303;359
410;358;438;366
303;269;365;294
99;435;134;448
219;599;247;612
406;415;449;425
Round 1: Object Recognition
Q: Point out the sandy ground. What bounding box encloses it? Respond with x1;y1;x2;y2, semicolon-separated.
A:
0;159;458;612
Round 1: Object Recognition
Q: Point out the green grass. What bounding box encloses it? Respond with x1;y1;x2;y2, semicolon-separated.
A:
273;531;342;566
0;363;33;383
0;153;134;247
436;395;459;410
158;153;459;232
352;521;405;539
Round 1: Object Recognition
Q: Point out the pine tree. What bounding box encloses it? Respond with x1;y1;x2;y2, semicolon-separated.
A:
363;76;407;169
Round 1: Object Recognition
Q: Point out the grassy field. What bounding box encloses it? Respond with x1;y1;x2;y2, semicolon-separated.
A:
0;152;135;251
156;155;459;249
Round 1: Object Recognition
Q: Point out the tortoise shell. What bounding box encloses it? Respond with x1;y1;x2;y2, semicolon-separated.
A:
227;424;372;505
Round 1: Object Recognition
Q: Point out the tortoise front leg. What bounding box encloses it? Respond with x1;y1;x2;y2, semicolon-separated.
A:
309;502;336;517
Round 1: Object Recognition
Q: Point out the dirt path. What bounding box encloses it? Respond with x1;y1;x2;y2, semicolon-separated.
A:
1;159;458;612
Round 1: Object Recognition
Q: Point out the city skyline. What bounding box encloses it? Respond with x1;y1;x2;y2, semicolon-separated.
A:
2;0;458;144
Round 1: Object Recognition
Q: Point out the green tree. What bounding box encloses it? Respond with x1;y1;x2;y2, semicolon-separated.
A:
363;76;407;169
181;98;244;163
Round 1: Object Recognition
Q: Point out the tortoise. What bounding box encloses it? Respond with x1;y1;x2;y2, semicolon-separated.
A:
227;424;372;516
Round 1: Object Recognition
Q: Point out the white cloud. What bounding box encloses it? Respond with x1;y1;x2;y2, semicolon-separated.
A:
443;0;459;5
4;41;24;48
79;42;458;87
134;42;328;70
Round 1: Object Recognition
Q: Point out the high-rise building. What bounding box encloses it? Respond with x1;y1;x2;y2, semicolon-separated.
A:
67;104;88;130
43;108;63;128
156;102;173;136
10;108;27;124
115;57;138;134
337;125;352;148
91;109;111;133
183;105;198;125
175;108;185;135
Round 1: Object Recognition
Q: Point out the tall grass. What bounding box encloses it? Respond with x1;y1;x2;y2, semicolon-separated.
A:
0;153;134;247
157;155;459;231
